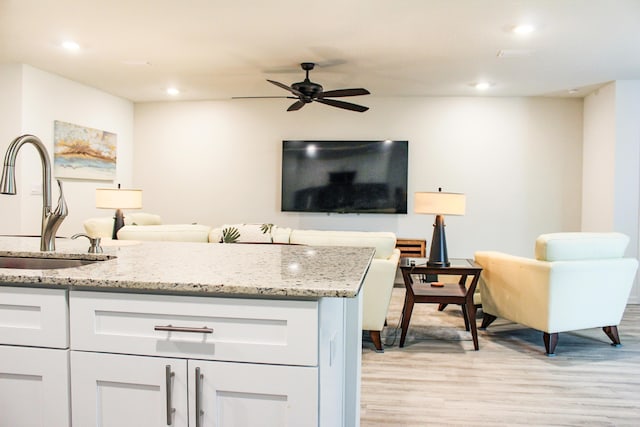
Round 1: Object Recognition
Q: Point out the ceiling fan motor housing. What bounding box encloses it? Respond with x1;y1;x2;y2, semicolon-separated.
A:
292;81;323;100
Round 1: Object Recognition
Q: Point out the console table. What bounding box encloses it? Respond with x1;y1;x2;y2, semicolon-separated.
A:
395;238;426;258
398;258;482;350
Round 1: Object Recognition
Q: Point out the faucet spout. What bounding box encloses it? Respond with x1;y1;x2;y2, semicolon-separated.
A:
1;134;68;251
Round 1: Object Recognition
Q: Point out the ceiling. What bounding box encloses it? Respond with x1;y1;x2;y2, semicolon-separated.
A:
1;0;639;103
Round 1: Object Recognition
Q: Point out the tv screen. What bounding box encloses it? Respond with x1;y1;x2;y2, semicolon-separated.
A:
281;140;408;214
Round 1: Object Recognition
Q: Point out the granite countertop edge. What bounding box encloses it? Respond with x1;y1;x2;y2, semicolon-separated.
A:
0;237;373;299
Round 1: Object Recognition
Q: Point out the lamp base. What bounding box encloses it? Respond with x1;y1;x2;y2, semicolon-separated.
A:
112;209;125;240
427;214;450;267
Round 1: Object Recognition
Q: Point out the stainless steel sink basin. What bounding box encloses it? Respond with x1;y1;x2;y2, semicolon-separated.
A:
0;256;102;270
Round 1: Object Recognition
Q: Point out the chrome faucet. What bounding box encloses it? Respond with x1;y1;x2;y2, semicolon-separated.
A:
1;134;68;251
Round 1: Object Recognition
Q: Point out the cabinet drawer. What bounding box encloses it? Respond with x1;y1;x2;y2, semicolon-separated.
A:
0;286;68;348
70;291;318;366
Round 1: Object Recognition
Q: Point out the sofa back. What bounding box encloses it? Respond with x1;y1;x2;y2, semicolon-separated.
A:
117;224;211;242
289;229;397;260
535;232;630;262
84;212;163;238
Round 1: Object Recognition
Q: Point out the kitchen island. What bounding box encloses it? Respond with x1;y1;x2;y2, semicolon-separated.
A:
0;236;374;427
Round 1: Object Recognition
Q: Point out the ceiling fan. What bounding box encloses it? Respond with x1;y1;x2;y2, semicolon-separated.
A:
236;62;370;112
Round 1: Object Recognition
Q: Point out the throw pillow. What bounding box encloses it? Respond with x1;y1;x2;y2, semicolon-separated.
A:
220;223;274;243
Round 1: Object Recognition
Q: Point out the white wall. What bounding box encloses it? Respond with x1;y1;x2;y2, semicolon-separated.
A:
134;96;583;258
0;65;134;237
0;65;24;234
583;81;640;303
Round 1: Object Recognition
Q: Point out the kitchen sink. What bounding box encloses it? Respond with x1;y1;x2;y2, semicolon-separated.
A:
0;255;107;270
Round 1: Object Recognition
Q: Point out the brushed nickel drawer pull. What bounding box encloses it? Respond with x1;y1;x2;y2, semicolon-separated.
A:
195;367;204;427
165;364;175;425
154;325;214;334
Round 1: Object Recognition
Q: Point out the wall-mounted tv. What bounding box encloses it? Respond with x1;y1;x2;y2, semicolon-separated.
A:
281;140;408;214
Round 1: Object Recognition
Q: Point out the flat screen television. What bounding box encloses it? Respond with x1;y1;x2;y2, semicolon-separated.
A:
281;140;408;214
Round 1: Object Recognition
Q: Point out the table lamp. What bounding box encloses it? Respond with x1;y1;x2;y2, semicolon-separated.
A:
414;188;466;267
96;185;142;239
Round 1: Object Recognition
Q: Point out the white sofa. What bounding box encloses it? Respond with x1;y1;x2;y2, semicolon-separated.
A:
475;232;638;356
84;219;400;352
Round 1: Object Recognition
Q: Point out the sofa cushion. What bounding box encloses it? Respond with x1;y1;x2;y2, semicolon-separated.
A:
117;224;211;242
535;232;630;261
289;229;396;259
272;227;292;244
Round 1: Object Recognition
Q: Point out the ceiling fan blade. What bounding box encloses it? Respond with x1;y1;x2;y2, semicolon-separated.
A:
319;88;370;98
315;98;369;112
267;79;303;97
287;100;306;111
232;96;297;99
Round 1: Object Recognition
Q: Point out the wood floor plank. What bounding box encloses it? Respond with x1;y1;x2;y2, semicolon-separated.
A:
361;287;640;426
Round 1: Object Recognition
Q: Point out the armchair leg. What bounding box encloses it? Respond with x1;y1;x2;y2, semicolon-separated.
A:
369;330;384;353
480;313;497;330
603;326;622;347
543;332;559;356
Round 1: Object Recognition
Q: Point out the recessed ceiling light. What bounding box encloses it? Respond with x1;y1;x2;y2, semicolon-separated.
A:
61;40;80;51
512;24;535;35
166;87;180;96
475;82;491;91
568;88;579;94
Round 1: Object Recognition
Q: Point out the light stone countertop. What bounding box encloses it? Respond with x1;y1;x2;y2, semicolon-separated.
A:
0;236;374;298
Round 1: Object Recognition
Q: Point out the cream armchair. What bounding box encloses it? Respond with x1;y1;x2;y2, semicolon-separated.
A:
475;232;638;356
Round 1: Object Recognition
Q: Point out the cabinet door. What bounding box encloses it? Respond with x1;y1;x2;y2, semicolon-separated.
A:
188;360;317;427
71;351;188;427
0;345;70;427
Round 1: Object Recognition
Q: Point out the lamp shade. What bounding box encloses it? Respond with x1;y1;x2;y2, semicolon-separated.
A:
414;191;465;216
96;188;143;210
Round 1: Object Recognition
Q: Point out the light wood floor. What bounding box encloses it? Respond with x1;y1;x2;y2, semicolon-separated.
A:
361;287;640;426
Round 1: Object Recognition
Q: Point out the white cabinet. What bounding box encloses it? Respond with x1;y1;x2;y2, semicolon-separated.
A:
188;359;317;427
69;291;345;426
0;286;68;348
0;346;70;427
71;351;188;427
69;291;318;365
70;351;317;427
0;286;70;427
0;286;360;427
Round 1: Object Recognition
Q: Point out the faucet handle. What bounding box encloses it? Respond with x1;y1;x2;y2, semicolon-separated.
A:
71;233;103;253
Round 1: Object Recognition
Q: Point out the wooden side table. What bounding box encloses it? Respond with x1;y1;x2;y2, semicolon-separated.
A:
398;258;483;350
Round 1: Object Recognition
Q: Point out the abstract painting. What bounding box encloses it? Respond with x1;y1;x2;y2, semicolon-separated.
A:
54;120;117;181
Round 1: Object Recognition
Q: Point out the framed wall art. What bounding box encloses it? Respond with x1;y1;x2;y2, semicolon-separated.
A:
53;120;117;181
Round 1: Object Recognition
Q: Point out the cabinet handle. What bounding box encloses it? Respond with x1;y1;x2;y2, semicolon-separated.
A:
165;364;176;425
195;367;204;427
155;325;214;334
